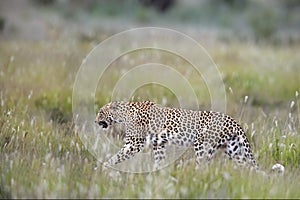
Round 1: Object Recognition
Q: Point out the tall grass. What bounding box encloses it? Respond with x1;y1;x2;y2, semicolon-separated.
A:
0;40;299;198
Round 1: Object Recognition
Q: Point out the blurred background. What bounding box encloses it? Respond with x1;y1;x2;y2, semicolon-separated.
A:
1;0;300;43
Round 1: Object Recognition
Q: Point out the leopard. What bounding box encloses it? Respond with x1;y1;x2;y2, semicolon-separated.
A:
95;101;259;170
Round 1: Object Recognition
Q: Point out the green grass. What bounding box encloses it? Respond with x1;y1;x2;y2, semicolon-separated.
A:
0;40;300;198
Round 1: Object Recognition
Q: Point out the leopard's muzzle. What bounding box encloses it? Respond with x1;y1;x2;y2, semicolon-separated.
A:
97;121;109;129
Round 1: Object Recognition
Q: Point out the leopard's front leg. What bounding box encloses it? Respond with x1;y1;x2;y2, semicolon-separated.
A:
105;136;145;166
151;131;168;170
152;144;166;170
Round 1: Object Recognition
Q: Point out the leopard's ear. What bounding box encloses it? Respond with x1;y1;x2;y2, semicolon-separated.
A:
109;101;119;110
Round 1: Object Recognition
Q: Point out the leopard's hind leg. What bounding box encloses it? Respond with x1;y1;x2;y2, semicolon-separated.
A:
223;134;259;170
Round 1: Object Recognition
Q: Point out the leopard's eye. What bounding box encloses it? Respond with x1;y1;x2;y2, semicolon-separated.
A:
107;115;114;122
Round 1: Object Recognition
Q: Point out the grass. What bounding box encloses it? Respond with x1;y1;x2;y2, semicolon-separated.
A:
0;38;300;198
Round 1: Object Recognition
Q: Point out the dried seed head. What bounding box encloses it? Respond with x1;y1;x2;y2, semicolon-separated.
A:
290;101;295;109
271;163;285;174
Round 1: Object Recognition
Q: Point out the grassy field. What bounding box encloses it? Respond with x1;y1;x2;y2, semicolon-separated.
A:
0;37;299;198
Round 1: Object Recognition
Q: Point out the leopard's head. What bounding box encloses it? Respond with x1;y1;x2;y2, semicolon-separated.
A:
95;102;124;129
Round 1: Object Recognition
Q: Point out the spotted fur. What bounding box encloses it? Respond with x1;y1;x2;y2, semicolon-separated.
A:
95;101;258;170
